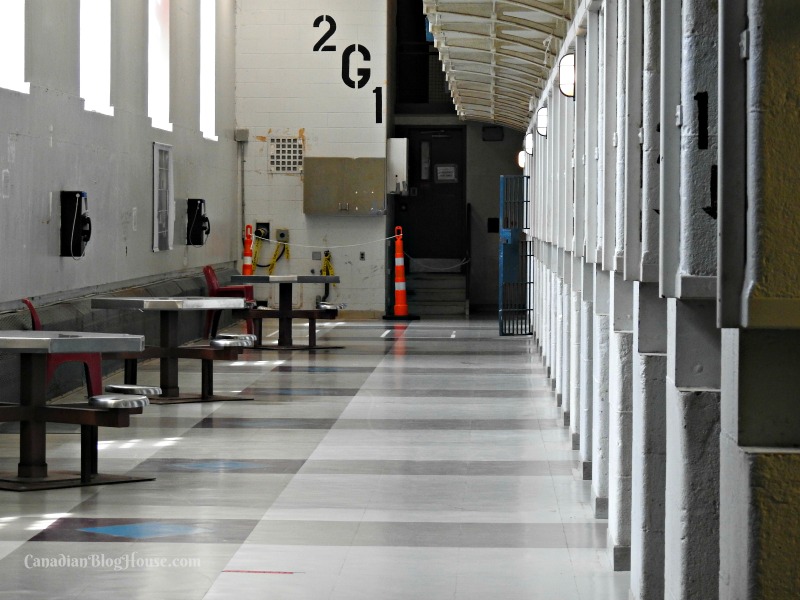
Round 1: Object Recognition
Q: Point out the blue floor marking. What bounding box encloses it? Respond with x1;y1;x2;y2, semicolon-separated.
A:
79;523;210;539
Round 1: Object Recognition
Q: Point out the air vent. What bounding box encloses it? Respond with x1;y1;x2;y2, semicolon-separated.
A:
268;137;304;174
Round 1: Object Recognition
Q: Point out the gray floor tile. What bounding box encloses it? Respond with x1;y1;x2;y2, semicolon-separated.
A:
0;318;629;599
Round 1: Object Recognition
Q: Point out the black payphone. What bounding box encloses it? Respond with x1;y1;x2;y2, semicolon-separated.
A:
187;198;211;246
60;191;92;257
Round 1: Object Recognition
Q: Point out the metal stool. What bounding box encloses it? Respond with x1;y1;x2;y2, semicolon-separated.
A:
104;384;162;397
216;333;257;345
82;394;149;482
316;301;347;310
210;336;254;348
89;394;150;409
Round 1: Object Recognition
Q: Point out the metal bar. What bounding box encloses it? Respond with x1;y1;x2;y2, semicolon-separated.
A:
717;0;747;326
641;0;662;282
624;0;644;281
584;9;600;263
574;32;587;268
602;0;619;272
659;0;682;297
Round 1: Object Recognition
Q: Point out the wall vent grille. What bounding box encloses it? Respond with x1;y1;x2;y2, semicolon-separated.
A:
268;137;304;173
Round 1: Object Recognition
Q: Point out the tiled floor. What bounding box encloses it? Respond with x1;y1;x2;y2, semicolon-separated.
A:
0;317;630;599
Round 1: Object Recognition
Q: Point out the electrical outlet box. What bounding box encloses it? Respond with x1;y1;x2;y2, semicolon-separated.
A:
255;222;270;240
360;251;366;261
312;251;322;260
276;228;289;243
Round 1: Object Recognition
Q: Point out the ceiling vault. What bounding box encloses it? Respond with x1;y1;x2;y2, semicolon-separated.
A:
423;0;575;131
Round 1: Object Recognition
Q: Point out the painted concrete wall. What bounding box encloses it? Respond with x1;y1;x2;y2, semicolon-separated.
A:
0;0;240;308
235;0;389;312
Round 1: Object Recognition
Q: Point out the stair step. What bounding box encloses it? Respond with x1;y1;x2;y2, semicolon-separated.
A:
408;301;467;316
407;274;466;290
402;272;467;316
407;288;466;302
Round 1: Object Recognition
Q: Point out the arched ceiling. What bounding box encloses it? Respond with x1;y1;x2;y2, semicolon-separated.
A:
422;0;573;131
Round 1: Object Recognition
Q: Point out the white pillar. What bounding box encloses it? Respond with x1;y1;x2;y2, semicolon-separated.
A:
569;289;581;447
579;263;594;479
664;299;720;600
560;283;571;424
592;268;611;518
608;272;634;571
630;282;668;600
718;3;800;595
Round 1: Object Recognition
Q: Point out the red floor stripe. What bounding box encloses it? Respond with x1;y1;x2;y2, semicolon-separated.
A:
223;570;299;575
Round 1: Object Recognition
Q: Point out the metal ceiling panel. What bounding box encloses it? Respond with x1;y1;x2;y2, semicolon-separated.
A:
423;0;573;130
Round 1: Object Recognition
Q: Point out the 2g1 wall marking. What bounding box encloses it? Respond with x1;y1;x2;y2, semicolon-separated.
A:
341;44;370;89
312;15;336;51
313;15;383;124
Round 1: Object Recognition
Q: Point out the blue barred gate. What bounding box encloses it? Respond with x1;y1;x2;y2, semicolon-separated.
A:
498;175;533;335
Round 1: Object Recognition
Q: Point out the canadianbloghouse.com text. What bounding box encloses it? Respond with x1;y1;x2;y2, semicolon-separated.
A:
24;552;201;571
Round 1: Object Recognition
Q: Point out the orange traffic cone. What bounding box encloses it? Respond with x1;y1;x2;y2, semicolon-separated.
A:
394;226;409;316
383;226;419;321
242;225;253;275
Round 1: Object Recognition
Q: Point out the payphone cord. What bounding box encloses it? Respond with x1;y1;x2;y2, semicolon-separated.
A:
189;209;210;247
69;206;90;261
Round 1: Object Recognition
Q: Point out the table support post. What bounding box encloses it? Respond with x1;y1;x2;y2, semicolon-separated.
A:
278;283;293;346
18;353;48;478
160;311;180;397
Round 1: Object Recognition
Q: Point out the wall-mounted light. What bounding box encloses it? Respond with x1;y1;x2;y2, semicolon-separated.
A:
517;150;526;169
524;131;534;155
536;107;548;137
558;53;576;98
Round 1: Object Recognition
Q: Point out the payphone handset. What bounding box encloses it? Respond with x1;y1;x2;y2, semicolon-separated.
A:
60;191;92;258
187;198;211;246
77;194;92;245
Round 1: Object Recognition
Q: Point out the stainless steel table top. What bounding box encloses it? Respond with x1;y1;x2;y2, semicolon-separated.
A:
0;330;145;353
92;296;247;311
230;275;340;284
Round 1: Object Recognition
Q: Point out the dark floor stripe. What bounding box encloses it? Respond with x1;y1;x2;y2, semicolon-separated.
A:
250;521;607;548
31;518;259;544
330;418;557;430
195;417;337;429
356;388;553;398
135;458;307;474
191;417;560;430
300;459;576;476
271;366;376;373
372;366;548;375
243;387;361;396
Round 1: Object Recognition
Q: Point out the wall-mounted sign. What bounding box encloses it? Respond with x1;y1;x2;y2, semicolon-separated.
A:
313;15;383;124
434;164;458;183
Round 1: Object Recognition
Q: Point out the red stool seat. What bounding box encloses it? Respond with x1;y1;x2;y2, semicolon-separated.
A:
203;265;254;338
21;299;103;397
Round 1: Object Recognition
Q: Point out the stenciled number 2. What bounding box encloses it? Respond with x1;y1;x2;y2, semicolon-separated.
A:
313;15;382;124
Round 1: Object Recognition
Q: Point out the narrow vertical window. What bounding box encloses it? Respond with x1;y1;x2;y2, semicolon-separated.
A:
199;0;217;140
148;0;172;131
153;142;174;251
0;0;29;94
80;0;114;115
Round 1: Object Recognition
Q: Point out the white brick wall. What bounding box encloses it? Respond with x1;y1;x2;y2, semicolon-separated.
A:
236;0;388;312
